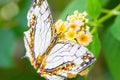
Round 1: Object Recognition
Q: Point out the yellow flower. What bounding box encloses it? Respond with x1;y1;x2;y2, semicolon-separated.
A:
70;23;77;29
67;10;88;23
55;19;68;34
69;20;82;31
82;11;88;17
86;26;90;32
65;29;76;40
55;19;62;26
57;24;67;33
77;31;92;46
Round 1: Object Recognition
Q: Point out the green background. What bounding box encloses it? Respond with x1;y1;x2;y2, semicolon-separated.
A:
0;0;120;80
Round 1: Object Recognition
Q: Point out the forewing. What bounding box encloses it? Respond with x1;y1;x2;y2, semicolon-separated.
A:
25;0;53;59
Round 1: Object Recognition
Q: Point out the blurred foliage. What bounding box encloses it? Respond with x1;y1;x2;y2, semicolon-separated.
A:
87;0;101;19
103;15;120;80
0;0;120;80
0;29;15;67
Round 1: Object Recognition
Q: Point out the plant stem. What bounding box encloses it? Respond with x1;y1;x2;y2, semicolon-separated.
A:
98;12;113;24
98;4;120;24
91;26;97;34
101;8;111;13
91;4;120;34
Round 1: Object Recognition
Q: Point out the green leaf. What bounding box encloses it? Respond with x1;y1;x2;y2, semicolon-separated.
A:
100;0;110;7
0;29;15;68
110;15;120;41
88;32;101;58
103;28;120;80
87;0;101;19
59;0;88;20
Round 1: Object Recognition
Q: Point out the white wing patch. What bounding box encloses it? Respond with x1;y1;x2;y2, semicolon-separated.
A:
26;0;53;58
45;43;95;69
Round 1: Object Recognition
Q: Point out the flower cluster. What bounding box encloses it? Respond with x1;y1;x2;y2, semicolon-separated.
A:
55;10;92;46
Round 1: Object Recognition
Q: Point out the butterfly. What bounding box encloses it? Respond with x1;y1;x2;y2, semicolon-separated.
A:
24;0;96;80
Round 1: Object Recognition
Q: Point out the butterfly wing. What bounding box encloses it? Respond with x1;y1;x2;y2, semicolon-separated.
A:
24;1;96;80
24;0;53;60
38;42;96;79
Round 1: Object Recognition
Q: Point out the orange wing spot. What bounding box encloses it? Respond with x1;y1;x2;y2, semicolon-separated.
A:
42;60;47;67
38;60;46;71
79;68;89;76
37;54;42;60
64;67;69;71
64;64;70;71
66;64;70;67
29;14;36;27
40;66;44;70
32;14;37;20
33;59;40;69
30;21;35;27
67;73;77;78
